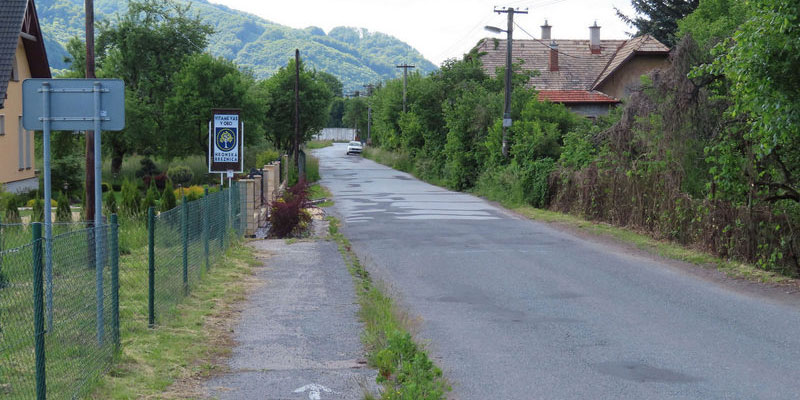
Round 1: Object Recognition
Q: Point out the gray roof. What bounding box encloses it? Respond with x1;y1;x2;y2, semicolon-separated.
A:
0;0;27;109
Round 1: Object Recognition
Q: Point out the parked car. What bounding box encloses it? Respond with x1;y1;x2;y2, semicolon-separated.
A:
346;141;363;155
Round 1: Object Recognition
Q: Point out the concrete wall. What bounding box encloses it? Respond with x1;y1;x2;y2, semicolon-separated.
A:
0;38;37;192
596;54;669;101
314;128;356;142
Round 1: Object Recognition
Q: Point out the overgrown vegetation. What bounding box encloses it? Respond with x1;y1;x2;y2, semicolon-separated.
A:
268;181;312;238
327;217;449;399
362;0;799;276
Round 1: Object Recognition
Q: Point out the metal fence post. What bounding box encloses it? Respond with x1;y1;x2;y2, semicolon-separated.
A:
148;207;155;328
110;214;119;350
203;188;209;272
32;222;46;400
182;196;188;296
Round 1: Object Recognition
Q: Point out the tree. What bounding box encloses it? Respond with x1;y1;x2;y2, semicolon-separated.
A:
96;0;213;172
700;0;800;204
163;53;264;160
342;97;368;138
617;0;699;46
259;57;333;152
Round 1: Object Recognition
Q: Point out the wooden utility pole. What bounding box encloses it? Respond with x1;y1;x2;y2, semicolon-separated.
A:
395;64;415;113
363;84;374;144
294;49;301;177
494;6;527;157
85;0;95;222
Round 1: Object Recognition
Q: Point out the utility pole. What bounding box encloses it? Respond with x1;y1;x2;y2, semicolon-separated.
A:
395;64;415;113
85;0;95;224
294;49;300;175
494;6;527;157
363;84;374;144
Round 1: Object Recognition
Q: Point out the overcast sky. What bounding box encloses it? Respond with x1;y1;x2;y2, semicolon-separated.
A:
208;0;638;66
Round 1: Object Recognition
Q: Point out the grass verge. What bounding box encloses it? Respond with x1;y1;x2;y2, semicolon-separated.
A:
304;140;334;149
89;244;259;399
326;217;449;400
309;183;333;207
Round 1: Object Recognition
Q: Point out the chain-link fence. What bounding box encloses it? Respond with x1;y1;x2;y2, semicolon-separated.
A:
0;183;243;399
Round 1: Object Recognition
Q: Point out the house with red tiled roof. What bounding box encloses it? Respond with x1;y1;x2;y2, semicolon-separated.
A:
477;21;670;117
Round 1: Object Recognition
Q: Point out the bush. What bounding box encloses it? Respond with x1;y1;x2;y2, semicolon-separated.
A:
26;198;57;208
142;181;159;211
268;180;311;238
4;196;21;223
143;172;168;190
160;180;177;212
31;197;44;222
136;157;160;178
56;192;72;222
167;165;194;187
305;155;321;183
120;179;140;216
174;185;205;202
104;191;118;215
255;149;281;168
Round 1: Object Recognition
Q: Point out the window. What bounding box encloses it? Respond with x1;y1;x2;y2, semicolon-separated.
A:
11;54;19;81
0;114;4;135
18;117;23;170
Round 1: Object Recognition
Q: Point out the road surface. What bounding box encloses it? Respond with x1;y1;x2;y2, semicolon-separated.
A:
316;143;800;400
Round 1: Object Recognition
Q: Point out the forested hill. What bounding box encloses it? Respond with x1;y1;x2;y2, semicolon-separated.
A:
36;0;437;92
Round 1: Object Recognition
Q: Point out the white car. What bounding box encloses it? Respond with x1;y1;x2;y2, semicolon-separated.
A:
346;141;363;155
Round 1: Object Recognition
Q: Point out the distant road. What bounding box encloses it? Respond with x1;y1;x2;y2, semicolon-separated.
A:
317;143;800;400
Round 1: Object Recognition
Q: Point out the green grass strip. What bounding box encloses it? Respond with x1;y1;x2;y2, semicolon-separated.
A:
327;217;450;400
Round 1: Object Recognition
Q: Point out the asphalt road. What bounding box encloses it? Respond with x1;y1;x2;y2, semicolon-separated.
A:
317;143;800;400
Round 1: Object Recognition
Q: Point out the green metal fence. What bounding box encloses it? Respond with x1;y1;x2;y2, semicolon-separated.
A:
0;183;243;399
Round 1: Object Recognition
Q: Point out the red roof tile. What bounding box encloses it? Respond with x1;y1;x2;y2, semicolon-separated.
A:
537;90;620;103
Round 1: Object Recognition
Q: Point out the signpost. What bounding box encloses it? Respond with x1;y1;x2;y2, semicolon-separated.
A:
23;78;125;343
208;108;244;189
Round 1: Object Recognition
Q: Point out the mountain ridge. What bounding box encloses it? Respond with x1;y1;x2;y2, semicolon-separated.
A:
35;0;438;92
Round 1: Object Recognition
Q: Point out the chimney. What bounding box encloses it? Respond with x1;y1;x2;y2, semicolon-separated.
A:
589;21;601;54
541;20;551;40
549;40;559;72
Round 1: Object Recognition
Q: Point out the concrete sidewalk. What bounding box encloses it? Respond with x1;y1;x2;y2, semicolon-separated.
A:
205;236;378;399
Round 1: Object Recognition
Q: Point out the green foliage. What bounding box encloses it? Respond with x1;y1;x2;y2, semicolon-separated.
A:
343;97;369;138
305;155;321;183
677;0;748;49
163;53;265;159
617;0;700;46
93;0;213;172
166;165;194;187
142;181;159;211
255;149;281;167
160;180;177;211
56;192;73;222
259;57;333;152
120;180;141;216
4;196;21;223
104;190;118;215
697;0;800;205
31;197;44;223
135;158;160;178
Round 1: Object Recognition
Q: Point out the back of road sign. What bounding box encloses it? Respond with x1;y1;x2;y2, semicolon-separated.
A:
22;78;125;131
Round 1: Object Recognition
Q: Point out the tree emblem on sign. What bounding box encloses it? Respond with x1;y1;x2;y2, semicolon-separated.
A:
216;128;236;151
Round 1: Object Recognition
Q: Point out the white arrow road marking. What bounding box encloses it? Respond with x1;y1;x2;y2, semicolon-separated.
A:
293;383;333;400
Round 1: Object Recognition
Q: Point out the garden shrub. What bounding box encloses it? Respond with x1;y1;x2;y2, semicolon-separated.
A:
160;180;177;211
136;157;160;178
167;165;194;187
31;197;44;222
56;192;72;222
268;180;311;238
26;198;57;208
120;179;140;216
104;191;118;215
142;181;159;211
143;172;168;190
4;196;21;223
174;185;205;202
256;149;281;167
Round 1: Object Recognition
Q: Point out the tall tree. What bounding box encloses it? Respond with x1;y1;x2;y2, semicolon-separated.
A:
96;0;213;172
259;57;333;152
163;53;265;160
617;0;699;46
